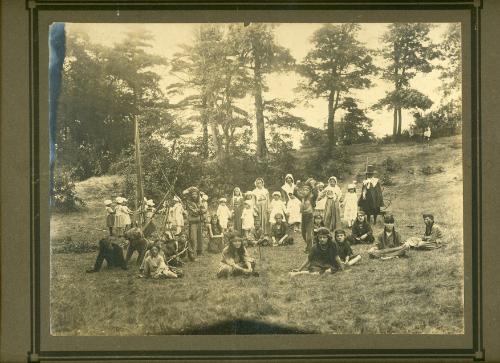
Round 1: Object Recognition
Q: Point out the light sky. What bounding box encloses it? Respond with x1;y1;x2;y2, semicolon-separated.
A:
65;22;459;140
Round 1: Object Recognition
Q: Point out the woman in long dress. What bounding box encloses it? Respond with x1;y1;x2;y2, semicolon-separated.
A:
323;176;342;232
231;187;244;236
252;178;270;236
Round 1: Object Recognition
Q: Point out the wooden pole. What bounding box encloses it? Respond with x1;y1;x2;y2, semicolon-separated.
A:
134;115;145;227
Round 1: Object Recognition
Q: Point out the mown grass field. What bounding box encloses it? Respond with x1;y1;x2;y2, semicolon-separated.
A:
50;135;464;335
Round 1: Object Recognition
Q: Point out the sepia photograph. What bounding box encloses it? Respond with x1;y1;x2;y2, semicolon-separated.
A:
49;21;464;336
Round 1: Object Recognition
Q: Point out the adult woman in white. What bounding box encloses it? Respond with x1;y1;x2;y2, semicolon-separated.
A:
280;174;296;204
322;176;343;232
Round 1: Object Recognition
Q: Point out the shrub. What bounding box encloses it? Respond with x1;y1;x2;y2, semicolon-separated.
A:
52;237;97;254
302;144;351;181
381;156;402;173
420;165;445;175
380;172;396;186
52;169;86;212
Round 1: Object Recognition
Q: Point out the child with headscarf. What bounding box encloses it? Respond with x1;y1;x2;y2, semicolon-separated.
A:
169;196;185;235
280;174;296;204
314;182;326;217
323;176;342;231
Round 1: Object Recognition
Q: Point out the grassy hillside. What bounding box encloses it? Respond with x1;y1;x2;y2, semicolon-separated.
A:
50;135;464;335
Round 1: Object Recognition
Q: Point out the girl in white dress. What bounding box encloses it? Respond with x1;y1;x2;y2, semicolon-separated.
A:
343;183;358;227
286;193;302;231
216;198;232;232
269;192;287;227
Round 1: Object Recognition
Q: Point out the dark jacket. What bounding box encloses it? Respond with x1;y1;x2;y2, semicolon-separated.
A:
376;230;403;250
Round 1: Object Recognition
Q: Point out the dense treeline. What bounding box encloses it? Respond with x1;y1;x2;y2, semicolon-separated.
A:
55;23;462;203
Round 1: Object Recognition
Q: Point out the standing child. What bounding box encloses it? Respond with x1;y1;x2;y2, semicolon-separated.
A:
343;183;358;227
207;214;225;253
269;192;287;227
286;192;301;232
241;200;256;243
271;213;294;246
314;182;326;217
216;198;232;232
121;198;134;231
334;229;361;266
104;199;115;236
169;196;185;234
231;187;244;236
113;197;126;236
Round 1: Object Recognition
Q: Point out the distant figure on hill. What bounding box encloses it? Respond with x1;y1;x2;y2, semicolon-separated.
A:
423;126;432;143
405;213;444;250
358;165;384;224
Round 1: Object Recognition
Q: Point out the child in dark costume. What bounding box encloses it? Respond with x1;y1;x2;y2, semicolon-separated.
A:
271;213;294;246
348;210;375;244
334;229;361;266
86;236;128;273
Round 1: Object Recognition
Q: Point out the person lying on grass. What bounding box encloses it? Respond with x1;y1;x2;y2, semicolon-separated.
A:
271;213;294;246
405;213;444;250
289;227;345;276
217;233;259;278
368;214;409;260
347;210;374;245
86;236;128;273
139;245;179;279
334;229;361;266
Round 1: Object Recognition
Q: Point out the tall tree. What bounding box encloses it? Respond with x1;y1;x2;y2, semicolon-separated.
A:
170;25;251;163
338;97;374;145
298;24;376;150
230;24;295;162
376;23;439;140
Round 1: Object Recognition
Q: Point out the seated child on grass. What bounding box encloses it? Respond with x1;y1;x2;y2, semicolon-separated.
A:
405;213;444;250
290;227;344;276
139;245;179;279
368;214;409;260
271;213;294;246
334;229;361;266
348;210;374;244
217;233;259;278
313;214;325;241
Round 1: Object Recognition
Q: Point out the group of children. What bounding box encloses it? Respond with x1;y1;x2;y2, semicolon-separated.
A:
91;172;444;279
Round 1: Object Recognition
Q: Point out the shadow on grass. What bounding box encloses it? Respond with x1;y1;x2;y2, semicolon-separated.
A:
178;319;316;335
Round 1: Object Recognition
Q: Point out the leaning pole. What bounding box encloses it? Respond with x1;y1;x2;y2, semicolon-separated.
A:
134;115;145;227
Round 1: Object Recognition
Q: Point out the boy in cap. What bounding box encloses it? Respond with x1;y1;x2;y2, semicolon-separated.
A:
290;227;344;276
104;199;115;236
334;229;361;266
348;210;374;244
405;213;444;250
368;214;409;259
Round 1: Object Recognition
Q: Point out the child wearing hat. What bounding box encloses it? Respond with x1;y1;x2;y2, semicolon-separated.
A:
334;229;361;266
113;197;127;236
216;198;232;232
271;213;294;246
348;210;374;244
269;192;287;228
405;213;444;250
290;227;344;276
343;183;358;227
368;214;409;259
104;200;115;236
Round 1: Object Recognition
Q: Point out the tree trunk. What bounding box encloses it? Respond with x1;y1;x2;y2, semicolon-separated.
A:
327;91;335;149
392;107;398;141
210;122;224;164
200;94;209;158
134;115;145;227
397;107;403;136
253;55;267;162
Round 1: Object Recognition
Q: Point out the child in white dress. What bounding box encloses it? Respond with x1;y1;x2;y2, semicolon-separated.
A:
241;200;256;242
269;192;287;227
216;198;232;232
343;183;358;228
286;193;301;232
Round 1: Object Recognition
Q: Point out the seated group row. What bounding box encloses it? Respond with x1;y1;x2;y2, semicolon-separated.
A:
86;211;444;279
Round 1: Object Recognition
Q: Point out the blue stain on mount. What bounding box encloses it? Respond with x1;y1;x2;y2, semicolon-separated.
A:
49;22;65;201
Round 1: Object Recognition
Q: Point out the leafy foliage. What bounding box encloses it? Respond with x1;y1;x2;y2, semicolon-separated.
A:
52;169;86;212
337;97;374;145
412;102;462;137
